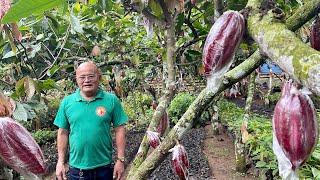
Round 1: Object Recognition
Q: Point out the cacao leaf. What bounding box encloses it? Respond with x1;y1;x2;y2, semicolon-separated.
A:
15;77;26;98
70;13;84;34
149;0;162;17
12;102;28;121
1;0;65;24
24;77;36;101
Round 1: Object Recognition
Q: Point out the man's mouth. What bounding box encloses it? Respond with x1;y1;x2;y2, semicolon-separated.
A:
83;84;93;88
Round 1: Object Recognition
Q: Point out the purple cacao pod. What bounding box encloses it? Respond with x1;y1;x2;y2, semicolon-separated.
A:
311;15;320;51
202;10;245;76
0;117;47;175
170;144;190;180
157;111;169;136
273;82;318;170
146;130;160;148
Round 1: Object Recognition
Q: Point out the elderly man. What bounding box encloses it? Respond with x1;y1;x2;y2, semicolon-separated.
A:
54;62;128;180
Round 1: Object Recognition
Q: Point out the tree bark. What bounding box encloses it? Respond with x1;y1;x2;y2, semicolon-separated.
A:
126;8;177;176
235;72;256;173
214;0;224;21
247;1;320;96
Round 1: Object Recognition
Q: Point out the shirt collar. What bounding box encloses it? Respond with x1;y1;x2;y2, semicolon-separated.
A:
75;88;104;102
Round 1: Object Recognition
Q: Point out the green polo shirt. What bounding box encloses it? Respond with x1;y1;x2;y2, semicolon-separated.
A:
54;88;128;169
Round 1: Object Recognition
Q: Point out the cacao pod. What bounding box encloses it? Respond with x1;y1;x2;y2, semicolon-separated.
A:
146;130;160;148
170;144;189;180
0;92;14;117
310;15;320;51
0;0;11;19
202;10;245;76
0;117;47;175
91;45;101;56
156;111;169;136
151;100;169;136
11;23;22;42
273;81;318;170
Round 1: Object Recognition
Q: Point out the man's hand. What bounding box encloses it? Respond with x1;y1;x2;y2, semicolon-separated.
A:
113;160;124;180
56;161;67;180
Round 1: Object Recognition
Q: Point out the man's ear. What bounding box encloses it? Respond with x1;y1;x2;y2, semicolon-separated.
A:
97;69;102;80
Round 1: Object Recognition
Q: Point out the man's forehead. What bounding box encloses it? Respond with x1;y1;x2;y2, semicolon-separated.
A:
76;62;98;73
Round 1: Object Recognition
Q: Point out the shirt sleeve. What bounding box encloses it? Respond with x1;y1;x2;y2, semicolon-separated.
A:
53;98;70;130
111;95;128;127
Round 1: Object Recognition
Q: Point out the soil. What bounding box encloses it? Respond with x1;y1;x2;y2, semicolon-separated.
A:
202;124;257;180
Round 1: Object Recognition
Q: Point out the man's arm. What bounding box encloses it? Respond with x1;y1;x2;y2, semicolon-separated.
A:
56;128;69;180
113;125;126;180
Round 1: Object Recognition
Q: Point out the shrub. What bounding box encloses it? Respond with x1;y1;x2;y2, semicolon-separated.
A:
32;129;57;146
168;92;196;125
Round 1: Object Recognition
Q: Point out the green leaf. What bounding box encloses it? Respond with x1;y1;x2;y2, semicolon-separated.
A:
312;167;320;178
149;0;162;17
186;49;202;56
2;51;17;59
22;103;37;120
1;0;64;24
39;79;57;90
255;161;267;168
70;13;84;34
24;77;36;101
15;77;26;98
13;102;28;121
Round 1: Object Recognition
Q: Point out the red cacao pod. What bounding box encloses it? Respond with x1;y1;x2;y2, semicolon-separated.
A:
0;117;46;176
91;45;101;56
202;10;245;76
146;130;160;148
11;23;22;42
170;144;189;180
0;0;11;19
157;111;169;136
310;15;320;51
273;82;318;170
151;101;169;136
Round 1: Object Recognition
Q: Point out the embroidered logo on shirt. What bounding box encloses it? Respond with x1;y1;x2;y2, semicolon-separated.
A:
96;106;106;117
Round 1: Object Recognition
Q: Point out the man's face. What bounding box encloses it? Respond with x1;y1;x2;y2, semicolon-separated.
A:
76;63;100;96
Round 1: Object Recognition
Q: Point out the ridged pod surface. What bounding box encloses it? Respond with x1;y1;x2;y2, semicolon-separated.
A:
170;144;189;180
273;82;318;170
310;15;320;51
146;130;160;148
202;10;245;76
0;117;46;175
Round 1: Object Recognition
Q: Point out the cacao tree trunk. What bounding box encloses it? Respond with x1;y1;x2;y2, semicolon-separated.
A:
235;72;256;173
127;11;177;176
210;104;220;135
214;0;224;21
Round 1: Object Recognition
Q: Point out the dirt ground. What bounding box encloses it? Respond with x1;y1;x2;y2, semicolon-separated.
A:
202;124;257;180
